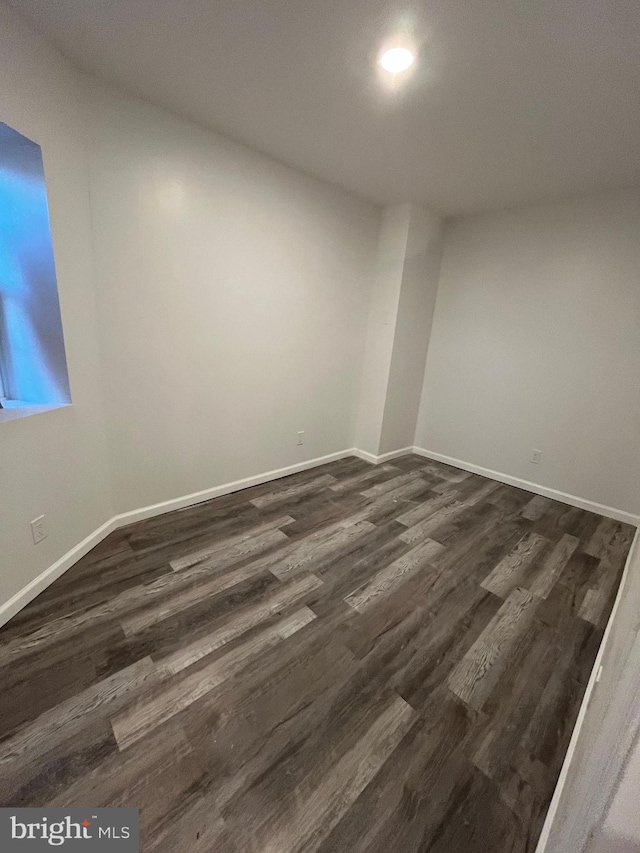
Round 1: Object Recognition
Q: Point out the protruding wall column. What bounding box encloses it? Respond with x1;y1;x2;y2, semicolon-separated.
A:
355;203;444;459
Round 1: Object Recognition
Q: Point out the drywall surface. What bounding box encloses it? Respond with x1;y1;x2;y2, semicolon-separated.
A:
593;732;640;852
0;5;113;604
543;534;640;853
355;204;409;456
415;190;640;515
379;204;443;454
84;80;379;513
355;203;444;458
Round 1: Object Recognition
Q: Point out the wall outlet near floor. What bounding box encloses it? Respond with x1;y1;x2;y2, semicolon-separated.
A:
296;431;305;446
31;515;47;545
530;449;542;464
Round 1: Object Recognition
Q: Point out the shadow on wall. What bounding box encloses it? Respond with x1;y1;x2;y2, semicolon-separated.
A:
586;829;640;853
0;120;70;405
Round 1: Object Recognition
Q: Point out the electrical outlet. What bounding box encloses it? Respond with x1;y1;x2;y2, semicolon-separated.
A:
296;431;305;446
31;515;47;545
530;449;542;464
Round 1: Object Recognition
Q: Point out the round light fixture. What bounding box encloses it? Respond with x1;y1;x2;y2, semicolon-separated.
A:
379;46;415;74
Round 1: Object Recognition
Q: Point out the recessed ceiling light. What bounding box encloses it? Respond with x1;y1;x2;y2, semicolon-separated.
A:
379;46;415;74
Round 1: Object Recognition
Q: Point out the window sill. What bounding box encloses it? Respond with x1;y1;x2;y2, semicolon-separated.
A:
0;400;70;423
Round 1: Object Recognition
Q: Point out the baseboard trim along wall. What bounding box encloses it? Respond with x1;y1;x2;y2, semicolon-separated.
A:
0;448;354;630
412;447;640;527
533;526;640;853
351;446;414;465
0;518;118;628
2;443;637;633
2;441;638;845
113;449;355;528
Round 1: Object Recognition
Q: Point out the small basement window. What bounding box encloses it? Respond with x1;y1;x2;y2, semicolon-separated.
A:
0;121;71;420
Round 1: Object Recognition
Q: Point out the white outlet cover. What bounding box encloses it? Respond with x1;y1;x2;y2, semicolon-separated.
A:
31;515;47;544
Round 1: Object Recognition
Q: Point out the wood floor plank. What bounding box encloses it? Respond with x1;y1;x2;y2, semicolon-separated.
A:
120;562;277;636
250;474;338;508
201;631;358;813
45;719;193;807
481;531;549;598
360;470;424;498
521;494;554;521
345;538;444;613
221;676;400;829
309;526;409;617
269;520;377;580
0;546;281;666
584;517;635;561
421;460;472;483
0;657;160;781
277;492;366;541
329;464;400;494
0;452;633;852
527;533;580;599
169;517;294;571
578;557;624;626
396;489;458;527
0;541;165;638
111;609;316;750
347;485;437;527
369;479;432;504
155;574;323;675
399;501;467;545
392;585;501;711
145;796;231;853
315;698;473;853
471;627;558;790
427;767;525;853
447;587;539;711
241;694;416;853
463;478;502;506
2;721;117;807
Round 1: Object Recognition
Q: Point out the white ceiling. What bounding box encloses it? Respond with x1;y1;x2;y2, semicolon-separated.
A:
9;0;640;214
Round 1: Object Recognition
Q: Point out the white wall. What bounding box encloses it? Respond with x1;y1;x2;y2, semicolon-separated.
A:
541;533;640;853
0;5;112;606
355;203;444;458
355;204;410;456
379;205;443;455
2;2;637;629
415;190;640;516
84;80;379;513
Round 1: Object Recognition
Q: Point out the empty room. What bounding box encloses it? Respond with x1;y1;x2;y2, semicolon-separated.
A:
1;1;639;851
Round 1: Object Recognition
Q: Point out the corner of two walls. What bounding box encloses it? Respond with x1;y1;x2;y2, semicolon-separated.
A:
355;202;445;460
0;3;114;617
356;190;640;523
2;6;382;626
4;1;638;635
413;190;640;521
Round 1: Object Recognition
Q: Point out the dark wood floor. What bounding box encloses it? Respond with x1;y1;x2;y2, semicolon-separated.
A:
0;454;635;852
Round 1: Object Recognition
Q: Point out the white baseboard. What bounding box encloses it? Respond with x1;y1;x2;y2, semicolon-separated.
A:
2;442;639;844
412;447;639;527
0;449;355;630
0;518;117;628
3;443;637;632
112;448;356;528
352;446;414;465
534;527;640;853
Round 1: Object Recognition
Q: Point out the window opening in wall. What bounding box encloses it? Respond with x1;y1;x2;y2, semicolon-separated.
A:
0;120;70;413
